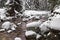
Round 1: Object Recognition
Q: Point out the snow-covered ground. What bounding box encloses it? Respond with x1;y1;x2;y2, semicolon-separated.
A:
0;5;60;40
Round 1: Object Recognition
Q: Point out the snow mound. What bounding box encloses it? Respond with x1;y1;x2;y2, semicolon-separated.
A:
36;34;41;39
25;30;36;36
1;21;17;30
26;20;42;28
48;15;60;30
39;21;50;33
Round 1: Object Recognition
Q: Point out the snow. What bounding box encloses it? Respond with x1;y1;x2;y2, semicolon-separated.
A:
25;30;36;36
17;22;22;25
7;30;12;33
26;20;42;28
53;9;60;13
23;10;50;19
27;16;34;20
1;21;11;30
47;32;51;36
0;8;7;20
5;0;10;5
6;17;13;20
14;10;19;14
44;12;60;31
22;18;29;22
11;23;17;30
1;21;17;30
0;8;13;20
36;34;41;39
39;21;50;33
0;29;5;31
14;37;22;40
48;15;60;30
39;14;60;32
34;16;40;19
53;5;60;13
23;10;50;16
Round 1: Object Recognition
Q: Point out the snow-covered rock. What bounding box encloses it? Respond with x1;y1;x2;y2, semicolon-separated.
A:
53;5;60;13
39;21;50;33
23;10;50;19
2;21;11;29
53;9;60;13
0;8;13;20
48;15;60;30
44;12;60;31
26;20;42;28
25;30;36;36
1;21;17;30
14;37;22;40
